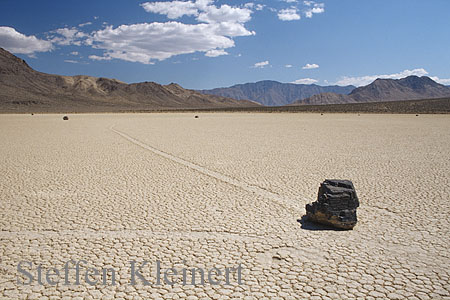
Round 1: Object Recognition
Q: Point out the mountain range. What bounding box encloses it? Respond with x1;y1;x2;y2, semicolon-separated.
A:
199;81;355;106
290;76;450;105
0;48;258;112
1;47;449;112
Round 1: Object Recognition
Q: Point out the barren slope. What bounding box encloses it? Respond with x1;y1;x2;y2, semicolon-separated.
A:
0;48;259;112
291;76;450;106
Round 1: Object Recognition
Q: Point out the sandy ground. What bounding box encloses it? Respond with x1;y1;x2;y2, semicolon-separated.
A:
0;113;449;300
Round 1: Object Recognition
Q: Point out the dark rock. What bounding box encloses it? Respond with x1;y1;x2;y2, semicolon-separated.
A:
63;116;69;120
305;179;359;230
194;115;199;118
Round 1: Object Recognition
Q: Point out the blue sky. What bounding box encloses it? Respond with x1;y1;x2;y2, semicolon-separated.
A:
1;0;449;89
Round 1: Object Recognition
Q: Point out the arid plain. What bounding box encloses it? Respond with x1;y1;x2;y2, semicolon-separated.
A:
1;113;449;300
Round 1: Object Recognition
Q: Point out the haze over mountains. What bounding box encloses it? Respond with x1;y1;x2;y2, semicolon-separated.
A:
199;81;355;106
0;48;258;112
290;76;450;105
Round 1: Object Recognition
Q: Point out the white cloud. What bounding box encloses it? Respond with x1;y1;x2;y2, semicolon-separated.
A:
141;0;252;24
64;59;79;64
253;60;269;68
283;0;298;3
278;8;301;21
51;27;87;46
285;64;293;68
141;1;199;19
78;22;92;28
304;2;324;18
195;0;214;11
431;77;450;85
70;51;79;55
88;21;253;64
88;55;112;62
302;63;319;69
197;4;252;24
245;2;264;10
89;1;254;64
205;49;228;57
335;68;430;86
292;78;318;84
255;4;265;11
0;26;53;54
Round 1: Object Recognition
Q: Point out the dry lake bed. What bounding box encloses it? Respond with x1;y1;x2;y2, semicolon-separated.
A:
0;113;449;300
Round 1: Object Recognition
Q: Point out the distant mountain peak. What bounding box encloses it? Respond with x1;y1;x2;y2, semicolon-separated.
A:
199;80;355;106
291;76;450;106
398;75;440;89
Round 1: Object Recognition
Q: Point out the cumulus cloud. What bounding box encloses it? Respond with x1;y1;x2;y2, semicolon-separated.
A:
244;2;264;10
141;0;252;23
198;4;252;23
255;4;265;11
141;1;199;19
431;77;450;85
0;26;53;54
276;0;323;20
285;64;293;68
88;21;253;64
302;63;319;69
205;49;228;57
253;60;269;68
335;68;433;86
292;78;318;84
51;27;87;46
88;1;254;64
278;8;300;21
304;1;324;18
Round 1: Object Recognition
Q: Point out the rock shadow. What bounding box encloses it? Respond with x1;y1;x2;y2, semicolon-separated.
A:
297;215;344;231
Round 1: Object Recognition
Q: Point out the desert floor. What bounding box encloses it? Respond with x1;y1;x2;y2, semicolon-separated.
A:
0;113;449;300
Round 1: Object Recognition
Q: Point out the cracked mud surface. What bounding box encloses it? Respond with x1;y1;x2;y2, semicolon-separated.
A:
1;113;449;299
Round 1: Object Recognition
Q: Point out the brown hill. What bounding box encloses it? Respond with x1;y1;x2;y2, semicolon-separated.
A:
290;76;450;106
0;48;259;112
